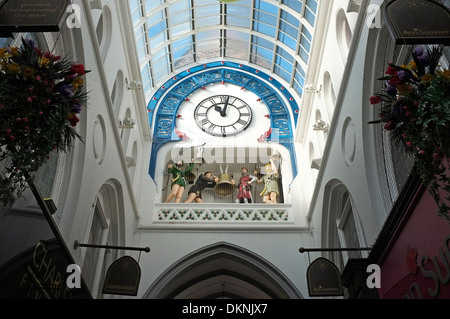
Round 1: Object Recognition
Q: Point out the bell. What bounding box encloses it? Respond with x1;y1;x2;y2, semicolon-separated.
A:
193;147;205;165
215;173;235;196
185;172;196;184
270;150;281;161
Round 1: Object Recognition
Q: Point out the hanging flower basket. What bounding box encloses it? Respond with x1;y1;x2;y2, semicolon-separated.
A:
0;38;89;206
369;45;450;221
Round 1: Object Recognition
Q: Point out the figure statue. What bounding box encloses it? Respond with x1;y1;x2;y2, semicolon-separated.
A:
165;159;195;203
185;171;218;203
231;167;257;203
256;160;280;204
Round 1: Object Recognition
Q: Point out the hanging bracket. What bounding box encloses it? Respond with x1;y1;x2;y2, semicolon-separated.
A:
74;240;150;253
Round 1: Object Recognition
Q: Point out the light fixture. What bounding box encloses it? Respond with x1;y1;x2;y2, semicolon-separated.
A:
313;120;329;133
125;156;136;168
118;117;136;129
126;78;142;90
311;158;322;170
305;84;322;93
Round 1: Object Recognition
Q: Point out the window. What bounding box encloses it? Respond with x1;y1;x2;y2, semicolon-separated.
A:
129;0;317;103
173;35;195;69
224;30;250;60
278;10;300;51
324;183;367;271
304;0;318;27
82;201;108;290
274;46;294;83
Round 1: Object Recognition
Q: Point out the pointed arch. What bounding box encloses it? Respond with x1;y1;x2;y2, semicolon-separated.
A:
142;242;303;299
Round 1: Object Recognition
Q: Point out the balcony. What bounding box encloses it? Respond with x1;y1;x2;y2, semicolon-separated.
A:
138;203;298;231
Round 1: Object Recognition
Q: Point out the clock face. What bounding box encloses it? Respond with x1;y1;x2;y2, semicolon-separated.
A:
194;94;253;137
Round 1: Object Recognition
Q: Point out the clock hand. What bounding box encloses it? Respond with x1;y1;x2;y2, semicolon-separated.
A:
214;104;223;114
221;96;229;117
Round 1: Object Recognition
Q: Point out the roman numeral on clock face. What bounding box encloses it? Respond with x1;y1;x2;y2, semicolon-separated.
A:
194;94;253;137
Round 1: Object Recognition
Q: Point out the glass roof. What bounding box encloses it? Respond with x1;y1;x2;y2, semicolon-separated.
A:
128;0;318;104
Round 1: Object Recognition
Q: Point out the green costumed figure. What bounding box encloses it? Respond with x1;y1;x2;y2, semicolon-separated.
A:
165;159;195;203
256;159;280;204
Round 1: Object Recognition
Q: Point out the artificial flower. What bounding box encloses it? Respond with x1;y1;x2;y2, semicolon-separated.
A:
0;38;90;206
368;45;450;220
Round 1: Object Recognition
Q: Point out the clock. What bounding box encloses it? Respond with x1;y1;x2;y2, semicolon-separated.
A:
194;94;253;137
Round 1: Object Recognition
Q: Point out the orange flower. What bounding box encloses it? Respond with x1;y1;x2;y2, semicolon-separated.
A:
397;83;412;95
438;69;450;79
421;73;432;83
7;62;20;73
38;56;51;67
71;76;84;91
9;47;19;56
0;48;13;60
23;67;35;80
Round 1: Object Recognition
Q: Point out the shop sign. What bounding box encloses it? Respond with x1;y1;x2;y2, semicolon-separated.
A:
0;239;90;299
399;234;450;299
103;256;141;296
0;0;69;33
306;257;344;297
384;0;450;45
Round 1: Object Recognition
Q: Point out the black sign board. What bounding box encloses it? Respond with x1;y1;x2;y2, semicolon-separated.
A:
306;257;344;297
0;239;91;299
103;256;141;296
0;0;69;33
384;0;450;45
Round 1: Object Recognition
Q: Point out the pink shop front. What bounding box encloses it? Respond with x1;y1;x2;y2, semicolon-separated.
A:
377;184;450;299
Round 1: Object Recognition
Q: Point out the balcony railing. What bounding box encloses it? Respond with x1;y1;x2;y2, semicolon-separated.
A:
152;203;293;225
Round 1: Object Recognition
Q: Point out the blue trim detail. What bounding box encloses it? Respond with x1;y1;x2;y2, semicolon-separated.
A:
147;61;299;180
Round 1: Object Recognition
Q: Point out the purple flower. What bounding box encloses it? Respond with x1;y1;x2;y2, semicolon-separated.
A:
385;82;397;97
391;104;403;119
60;85;74;98
25;39;35;48
397;70;409;82
418;55;429;67
71;103;82;113
413;47;424;57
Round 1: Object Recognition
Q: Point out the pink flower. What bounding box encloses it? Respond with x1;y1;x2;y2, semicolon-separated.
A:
27;97;32;102
406;142;412;147
419;150;426;155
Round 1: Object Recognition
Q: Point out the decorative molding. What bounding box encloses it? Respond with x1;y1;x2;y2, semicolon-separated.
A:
153;204;292;224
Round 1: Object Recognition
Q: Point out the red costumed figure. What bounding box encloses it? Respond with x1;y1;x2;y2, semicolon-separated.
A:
231;167;257;203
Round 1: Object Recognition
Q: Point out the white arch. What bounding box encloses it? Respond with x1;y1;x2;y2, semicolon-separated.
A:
142;241;303;299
